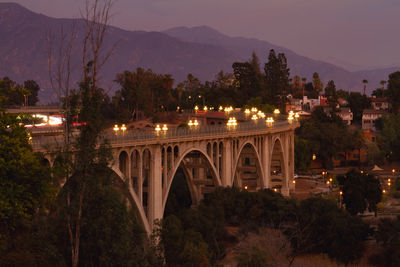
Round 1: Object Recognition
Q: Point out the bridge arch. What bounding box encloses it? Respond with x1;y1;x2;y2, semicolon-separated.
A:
162;147;221;214
269;137;287;193
118;150;129;178
111;165;151;234
233;141;265;191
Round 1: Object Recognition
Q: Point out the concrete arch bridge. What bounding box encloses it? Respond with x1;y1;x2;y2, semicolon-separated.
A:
32;119;297;234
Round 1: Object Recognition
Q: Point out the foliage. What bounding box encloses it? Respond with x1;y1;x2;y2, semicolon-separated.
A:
0;111;54;262
378;113;400;160
236;247;271;267
369;216;400;267
348;92;371;123
387;71;400;113
312;72;323;92
286;197;370;265
324;80;338;106
0;77;40;107
338;169;382;216
294;136;313;171
296;107;357;169
264;49;290;107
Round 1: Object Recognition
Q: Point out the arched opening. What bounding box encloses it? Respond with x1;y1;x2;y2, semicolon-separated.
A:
233;143;263;191
131;150;140;195
207;142;211;158
142;149;151;216
164;168;192;217
164;150;219;217
119;151;129;178
270;139;286;193
53;155;67;187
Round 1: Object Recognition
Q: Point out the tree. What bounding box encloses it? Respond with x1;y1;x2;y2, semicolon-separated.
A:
296;107;355;169
287;197;370;265
264;49;290;107
338;169;382;216
372;87;386;98
0;110;53;259
23;80;40;106
369;217;400;267
312;72;323;93
232;61;259;102
348;92;371;124
378;114;400;160
387;71;400;113
380;80;387;90
362;79;368;95
324;80;338;106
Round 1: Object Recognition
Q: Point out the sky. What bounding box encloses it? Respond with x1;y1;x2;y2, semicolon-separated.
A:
3;0;400;71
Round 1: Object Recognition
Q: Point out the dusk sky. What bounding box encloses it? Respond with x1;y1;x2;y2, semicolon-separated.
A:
4;0;400;71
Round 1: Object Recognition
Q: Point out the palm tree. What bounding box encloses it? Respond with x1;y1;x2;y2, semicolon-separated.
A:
362;79;368;95
380;80;386;91
302;77;307;99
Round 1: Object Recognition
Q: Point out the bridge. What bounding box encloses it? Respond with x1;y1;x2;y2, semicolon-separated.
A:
31;117;298;234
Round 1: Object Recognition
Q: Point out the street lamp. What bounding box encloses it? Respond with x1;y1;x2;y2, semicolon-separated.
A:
194;105;199;112
113;124;119;134
162;124;168;131
273;109;280;115
121;124;127;133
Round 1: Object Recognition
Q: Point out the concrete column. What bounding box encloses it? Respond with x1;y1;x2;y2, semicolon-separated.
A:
262;136;270;189
216;142;220;174
221;140;232;186
281;134;290;196
138;151;143;204
127;152;131;185
163;147;167;188
289;132;295;191
149;146;163;229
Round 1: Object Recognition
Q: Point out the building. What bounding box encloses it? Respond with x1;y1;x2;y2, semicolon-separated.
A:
370;97;389;111
322;106;353;125
362;109;387;131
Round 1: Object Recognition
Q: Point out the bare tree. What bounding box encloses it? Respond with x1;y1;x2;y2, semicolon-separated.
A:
47;2;115;267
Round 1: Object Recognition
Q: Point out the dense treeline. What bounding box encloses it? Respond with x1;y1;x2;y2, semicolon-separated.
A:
0;77;40;107
160;187;371;266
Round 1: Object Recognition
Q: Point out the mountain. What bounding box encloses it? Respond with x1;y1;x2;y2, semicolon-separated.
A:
0;3;398;103
164;26;400;94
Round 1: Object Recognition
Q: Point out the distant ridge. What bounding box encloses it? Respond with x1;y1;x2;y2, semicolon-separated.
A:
0;3;398;103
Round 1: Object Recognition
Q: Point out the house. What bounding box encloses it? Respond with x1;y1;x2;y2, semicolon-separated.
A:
362;109;387;131
370;97;389;111
322;106;353;125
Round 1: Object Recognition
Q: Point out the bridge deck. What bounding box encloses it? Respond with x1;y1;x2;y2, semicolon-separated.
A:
31;119;298;152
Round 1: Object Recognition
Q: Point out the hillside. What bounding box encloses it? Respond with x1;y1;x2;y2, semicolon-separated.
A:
0;3;398;103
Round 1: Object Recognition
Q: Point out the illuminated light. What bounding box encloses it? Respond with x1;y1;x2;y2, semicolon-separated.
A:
326;181;330;184
162;124;168;131
289;110;294;116
392;169;396;173
113;124;119;132
251;107;258;113
188;120;193;126
294;113;299;119
388;178;391;182
195;106;199;111
227;117;237;127
360;170;364;174
194;120;199;126
244;109;250;114
273;188;278;192
288;115;294;121
204;106;208;111
383;189;386;194
121;124;127;132
155;124;161;132
292;180;296;184
388;182;391;186
273;109;280;115
251;114;258;120
312;154;316;160
340;191;343;195
329;178;333;182
244;185;248;190
219;106;223;111
266;117;274;125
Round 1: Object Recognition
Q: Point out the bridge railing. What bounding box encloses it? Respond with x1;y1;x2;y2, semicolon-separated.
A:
31;118;297;150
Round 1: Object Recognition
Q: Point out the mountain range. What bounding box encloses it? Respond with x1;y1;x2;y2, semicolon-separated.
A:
0;2;398;103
